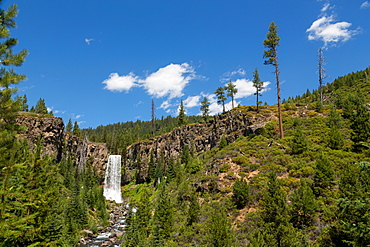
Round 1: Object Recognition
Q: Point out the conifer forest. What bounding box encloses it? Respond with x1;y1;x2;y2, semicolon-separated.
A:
1;2;370;247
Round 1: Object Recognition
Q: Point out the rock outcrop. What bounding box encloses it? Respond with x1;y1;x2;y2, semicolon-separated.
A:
124;111;271;183
16;114;108;179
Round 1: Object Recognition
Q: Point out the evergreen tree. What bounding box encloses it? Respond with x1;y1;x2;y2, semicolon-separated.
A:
313;154;335;197
187;191;200;226
208;203;234;247
181;145;191;166
200;96;210;122
178;100;186;126
17;94;28;111
290;125;308;154
166;156;176;181
263;21;284;138
290;179;317;228
327;107;344;150
226;80;238;109
0;3;28;131
147;149;156;182
150;183;173;245
232;177;251;209
73;121;82;137
151;99;155;137
66;118;73;132
335;162;370;246
252;68;264;112
34;98;48;114
350;104;370;150
262;172;297;247
215;86;227;113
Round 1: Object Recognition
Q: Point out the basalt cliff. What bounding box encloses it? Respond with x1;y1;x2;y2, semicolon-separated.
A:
16;114;109;179
124;110;273;183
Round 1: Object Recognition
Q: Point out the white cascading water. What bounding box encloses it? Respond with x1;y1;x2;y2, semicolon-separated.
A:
103;155;123;203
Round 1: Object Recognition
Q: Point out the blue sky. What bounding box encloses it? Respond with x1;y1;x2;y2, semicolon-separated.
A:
5;0;370;128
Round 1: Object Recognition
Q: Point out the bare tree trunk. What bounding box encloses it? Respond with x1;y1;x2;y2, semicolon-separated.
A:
274;51;284;139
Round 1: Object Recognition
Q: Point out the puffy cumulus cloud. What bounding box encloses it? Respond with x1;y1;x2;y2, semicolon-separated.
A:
102;72;138;92
232;79;270;99
306;4;360;47
184;95;201;108
361;1;370;9
140;63;195;99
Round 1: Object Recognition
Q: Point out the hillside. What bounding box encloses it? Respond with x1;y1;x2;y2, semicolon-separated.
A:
118;67;370;246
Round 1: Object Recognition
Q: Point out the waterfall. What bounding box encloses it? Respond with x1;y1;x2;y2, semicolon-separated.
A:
103;155;123;203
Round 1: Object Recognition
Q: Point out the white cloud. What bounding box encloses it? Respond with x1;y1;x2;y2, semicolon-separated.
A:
361;1;370;9
140;63;195;99
184;95;201;108
232;79;271;99
85;38;94;45
321;3;334;12
220;68;246;82
102;72;138;92
75;114;84;119
306;15;360;46
160;100;172;110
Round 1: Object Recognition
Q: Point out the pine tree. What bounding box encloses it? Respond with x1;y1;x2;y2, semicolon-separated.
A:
290;179;317;228
200;96;210;122
73;121;82;137
290;125;308;154
263;21;284;138
350;104;370;150
327;107;344;150
0;3;28;131
151;183;173;245
313;154;334;197
66;118;73;132
16;94;28;111
187;191;200;226
226;80;238;109
262;172;297;247
215;86;227;113
151;99;155;137
232;178;251;209
336;162;370;246
178;100;186;126
34;98;48;114
208;203;234;247
252;68;264;112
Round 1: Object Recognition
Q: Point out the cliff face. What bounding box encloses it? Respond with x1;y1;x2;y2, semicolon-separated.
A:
124;111;270;183
16;114;108;179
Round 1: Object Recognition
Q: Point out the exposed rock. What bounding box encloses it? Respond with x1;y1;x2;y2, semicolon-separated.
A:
82;230;94;238
16;114;108;179
124;111;272;183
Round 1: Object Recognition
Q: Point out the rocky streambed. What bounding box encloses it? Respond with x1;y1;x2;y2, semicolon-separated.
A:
79;201;130;247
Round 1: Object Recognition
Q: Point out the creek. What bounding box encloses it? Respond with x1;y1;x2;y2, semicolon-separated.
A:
79;155;127;247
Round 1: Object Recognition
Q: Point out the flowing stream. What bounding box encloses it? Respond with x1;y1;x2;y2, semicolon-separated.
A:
79;155;127;246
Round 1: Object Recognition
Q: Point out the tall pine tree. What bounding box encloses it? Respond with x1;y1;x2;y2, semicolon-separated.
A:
263;22;284;138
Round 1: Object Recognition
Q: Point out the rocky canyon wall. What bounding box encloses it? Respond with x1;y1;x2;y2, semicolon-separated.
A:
16;114;108;179
124;111;269;183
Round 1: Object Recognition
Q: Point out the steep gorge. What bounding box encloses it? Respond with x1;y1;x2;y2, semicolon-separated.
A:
16;114;109;178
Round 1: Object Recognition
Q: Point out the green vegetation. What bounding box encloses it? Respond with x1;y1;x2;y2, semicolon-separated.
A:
120;68;370;246
1;1;370;245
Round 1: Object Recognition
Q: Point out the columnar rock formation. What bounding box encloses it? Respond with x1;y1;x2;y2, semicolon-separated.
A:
16;114;108;178
124;111;269;183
